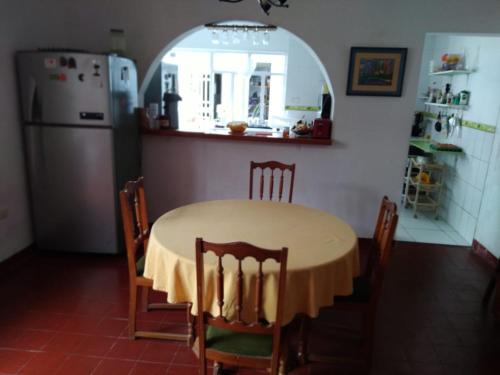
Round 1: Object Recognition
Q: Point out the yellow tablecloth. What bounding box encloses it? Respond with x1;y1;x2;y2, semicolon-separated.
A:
144;199;360;325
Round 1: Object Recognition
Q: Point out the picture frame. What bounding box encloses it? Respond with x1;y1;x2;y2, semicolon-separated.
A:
346;47;407;97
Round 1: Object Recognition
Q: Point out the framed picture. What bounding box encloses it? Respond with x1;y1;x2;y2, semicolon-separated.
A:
346;47;407;96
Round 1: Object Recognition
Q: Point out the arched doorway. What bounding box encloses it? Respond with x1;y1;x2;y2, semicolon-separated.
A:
140;21;334;132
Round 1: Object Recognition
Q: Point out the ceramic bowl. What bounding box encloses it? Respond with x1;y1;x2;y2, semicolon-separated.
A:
227;121;248;134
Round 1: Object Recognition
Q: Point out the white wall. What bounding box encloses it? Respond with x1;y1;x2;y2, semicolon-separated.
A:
0;1;76;262
0;29;33;262
2;0;500;261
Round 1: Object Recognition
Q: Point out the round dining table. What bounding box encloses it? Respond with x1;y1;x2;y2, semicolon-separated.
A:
143;199;360;326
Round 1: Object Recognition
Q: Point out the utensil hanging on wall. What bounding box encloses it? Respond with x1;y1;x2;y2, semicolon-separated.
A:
448;114;456;137
434;112;442;132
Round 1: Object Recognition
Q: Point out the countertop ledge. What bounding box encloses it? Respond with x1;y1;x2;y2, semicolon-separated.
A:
140;128;333;146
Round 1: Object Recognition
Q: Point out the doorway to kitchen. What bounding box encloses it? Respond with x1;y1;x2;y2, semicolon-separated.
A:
397;33;500;247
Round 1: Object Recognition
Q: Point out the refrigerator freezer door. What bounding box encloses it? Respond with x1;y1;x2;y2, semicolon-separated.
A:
17;52;112;126
109;55;138;127
24;124;118;253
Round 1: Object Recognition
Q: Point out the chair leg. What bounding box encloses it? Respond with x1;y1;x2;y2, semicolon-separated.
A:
187;302;194;346
297;314;310;366
128;284;138;339
278;334;289;375
141;286;150;312
213;362;222;375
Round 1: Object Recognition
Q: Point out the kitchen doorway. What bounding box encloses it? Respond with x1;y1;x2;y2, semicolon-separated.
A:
397;33;500;247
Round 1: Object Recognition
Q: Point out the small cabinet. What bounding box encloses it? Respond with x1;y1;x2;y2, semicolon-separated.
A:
403;158;445;219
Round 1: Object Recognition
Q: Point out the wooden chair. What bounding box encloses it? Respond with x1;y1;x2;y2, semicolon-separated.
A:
483;259;500;320
119;177;192;342
372;196;400;269
249;161;296;203
195;238;288;375
304;197;398;373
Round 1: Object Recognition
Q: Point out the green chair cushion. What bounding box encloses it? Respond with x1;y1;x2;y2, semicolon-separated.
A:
136;255;145;276
335;276;371;303
206;326;273;357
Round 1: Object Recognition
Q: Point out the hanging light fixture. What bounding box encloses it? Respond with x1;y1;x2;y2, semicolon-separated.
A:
219;0;289;15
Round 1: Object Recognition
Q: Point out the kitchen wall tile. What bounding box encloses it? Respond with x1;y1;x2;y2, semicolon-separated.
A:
469;158;479;189
441;191;451;210
459;156;471;181
463;128;474;156
456;208;468;239
461;127;472;154
453;178;466;207
448;178;457;203
471;131;482;159
470;186;482;218
440;206;450;223
475;160;488;189
462;211;476;242
454;157;464;180
463;184;474;215
448;201;461;230
480;132;494;162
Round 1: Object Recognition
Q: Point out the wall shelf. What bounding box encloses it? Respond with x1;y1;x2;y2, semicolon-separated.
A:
429;69;475;76
424;102;468;110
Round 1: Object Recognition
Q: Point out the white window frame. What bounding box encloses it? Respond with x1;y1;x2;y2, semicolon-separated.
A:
168;48;287;130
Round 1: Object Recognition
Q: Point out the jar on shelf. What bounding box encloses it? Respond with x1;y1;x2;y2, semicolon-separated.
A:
459;91;470;105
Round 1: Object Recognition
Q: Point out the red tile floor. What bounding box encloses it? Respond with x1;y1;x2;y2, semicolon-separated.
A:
0;241;499;374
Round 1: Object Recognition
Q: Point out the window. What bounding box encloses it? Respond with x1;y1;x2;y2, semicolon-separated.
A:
162;49;287;131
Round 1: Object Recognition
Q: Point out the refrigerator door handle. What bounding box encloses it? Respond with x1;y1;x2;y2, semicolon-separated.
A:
27;77;42;123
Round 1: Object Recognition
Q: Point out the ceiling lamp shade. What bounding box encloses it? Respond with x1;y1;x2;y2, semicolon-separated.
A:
219;0;289;15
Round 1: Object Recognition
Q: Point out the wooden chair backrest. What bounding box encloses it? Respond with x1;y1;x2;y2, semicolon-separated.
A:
249;161;296;203
373;196;399;267
362;196;398;306
195;238;288;374
119;177;150;279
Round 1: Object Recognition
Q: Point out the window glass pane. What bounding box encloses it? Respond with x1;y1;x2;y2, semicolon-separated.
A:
213;52;248;72
218;73;233;123
174;51;211;130
248;75;262;125
169;50;210;72
250;54;286;74
233;74;248;121
268;75;286;126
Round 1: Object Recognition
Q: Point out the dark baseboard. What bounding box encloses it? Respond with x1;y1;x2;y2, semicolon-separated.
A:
472;239;498;269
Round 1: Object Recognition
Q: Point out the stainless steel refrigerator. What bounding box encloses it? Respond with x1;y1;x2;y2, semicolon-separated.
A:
17;51;140;254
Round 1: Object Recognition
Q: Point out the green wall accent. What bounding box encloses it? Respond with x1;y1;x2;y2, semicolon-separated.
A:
422;112;496;134
285;105;321;111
